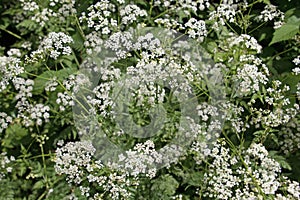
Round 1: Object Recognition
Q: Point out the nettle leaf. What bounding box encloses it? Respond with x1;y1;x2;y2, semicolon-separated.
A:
269;16;300;45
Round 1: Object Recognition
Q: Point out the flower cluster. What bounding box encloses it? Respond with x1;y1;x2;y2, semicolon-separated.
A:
209;2;237;27
119;4;147;25
203;142;300;199
80;1;118;35
249;80;298;128
0;152;14;181
0;113;12;133
0;0;299;199
256;4;285;29
0;56;23;92
55;140;139;199
113;140;161;178
39;32;73;60
279;115;300;155
20;0;76;27
185;18;207;42
55;140;96;184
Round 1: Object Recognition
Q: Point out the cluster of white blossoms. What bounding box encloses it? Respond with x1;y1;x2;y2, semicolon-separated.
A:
20;0;76;26
19;0;39;12
228;34;263;54
0;152;14;181
55;74;78;111
249;80;299;128
55;140;96;184
292;55;300;75
279;115;300;155
185;18;207;42
256;4;285;29
0;113;12;134
48;0;76;21
153;0;210;13
203;142;300;199
119;4;147;25
221;101;249;133
112;140;161;178
28;103;50;126
80;1;119;35
84;31;104;54
31;8;57;27
0;55;23;92
209;2;237;27
55;140;139;199
44;77;58;92
39;32;74;60
12;77;51;127
191;102;223;164
234;60;269;96
230;53;269;97
154;18;184;30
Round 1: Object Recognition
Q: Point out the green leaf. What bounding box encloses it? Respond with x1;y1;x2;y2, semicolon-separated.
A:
16;19;37;33
258;0;270;4
269;24;299;45
2;124;28;148
32;68;77;95
32;180;45;190
269;151;292;170
32;71;56;95
151;174;179;198
287;16;300;25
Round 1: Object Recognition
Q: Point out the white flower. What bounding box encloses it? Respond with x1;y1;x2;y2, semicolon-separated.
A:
293;55;300;65
39;32;73;60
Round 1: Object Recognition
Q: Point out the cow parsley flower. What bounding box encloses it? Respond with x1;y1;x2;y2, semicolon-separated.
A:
256;4;284;29
228;34;262;54
185;18;207;42
203;142;299;199
55;140;96;184
0;152;15;181
39;32;73;60
80;1;117;34
209;3;237;27
293;55;300;65
279;115;300;155
0;56;23;92
119;4;147;25
0;113;12;133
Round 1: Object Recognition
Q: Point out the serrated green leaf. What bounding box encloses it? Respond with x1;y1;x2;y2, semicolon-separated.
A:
270;24;299;45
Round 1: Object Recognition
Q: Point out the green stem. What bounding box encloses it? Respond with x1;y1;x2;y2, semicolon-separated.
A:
249;21;267;34
271;44;300;59
0;26;22;39
74;15;85;40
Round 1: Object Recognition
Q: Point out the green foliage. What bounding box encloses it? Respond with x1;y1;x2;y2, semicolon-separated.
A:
0;0;300;199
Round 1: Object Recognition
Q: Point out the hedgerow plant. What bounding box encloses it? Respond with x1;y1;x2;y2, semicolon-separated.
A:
0;0;300;199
